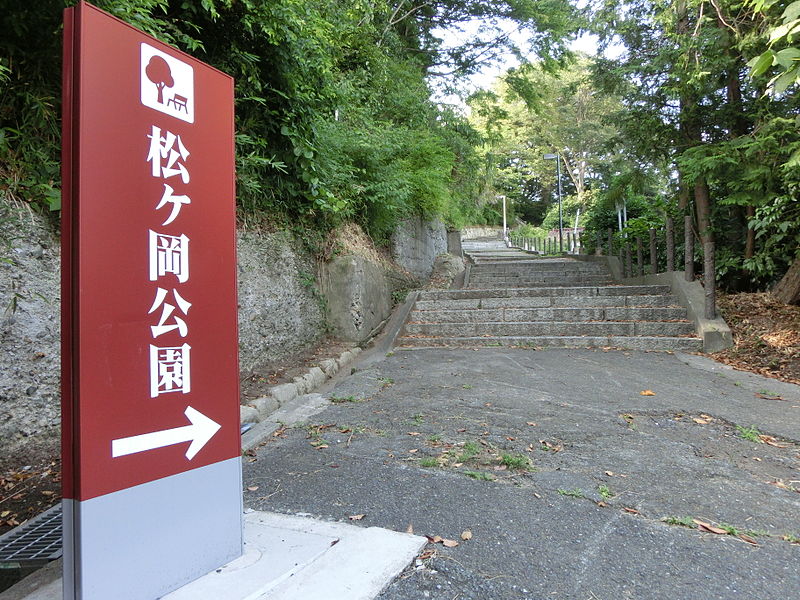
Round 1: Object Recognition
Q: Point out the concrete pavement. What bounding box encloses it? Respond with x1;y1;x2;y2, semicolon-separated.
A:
243;346;800;599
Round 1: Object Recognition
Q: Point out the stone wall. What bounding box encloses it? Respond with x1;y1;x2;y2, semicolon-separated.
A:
461;226;501;239
0;205;328;453
236;229;326;374
0;203;448;454
321;255;391;342
0;205;61;448
391;216;446;279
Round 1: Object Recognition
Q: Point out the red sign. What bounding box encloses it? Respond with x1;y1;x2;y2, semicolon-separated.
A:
62;2;240;501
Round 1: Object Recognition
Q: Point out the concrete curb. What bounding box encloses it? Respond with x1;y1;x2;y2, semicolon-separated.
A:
617;271;733;353
239;346;363;426
570;255;732;353
240;291;421;452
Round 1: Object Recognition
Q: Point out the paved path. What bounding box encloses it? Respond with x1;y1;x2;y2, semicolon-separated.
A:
243;347;800;599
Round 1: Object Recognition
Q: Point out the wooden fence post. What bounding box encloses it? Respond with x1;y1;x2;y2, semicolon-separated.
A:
649;228;657;274
636;237;643;277
684;215;694;282
666;217;675;271
624;242;632;278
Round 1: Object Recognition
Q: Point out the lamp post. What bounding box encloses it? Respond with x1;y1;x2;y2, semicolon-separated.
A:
497;194;508;245
543;153;563;253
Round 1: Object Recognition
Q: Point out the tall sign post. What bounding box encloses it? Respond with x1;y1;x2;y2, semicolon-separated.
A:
61;3;242;598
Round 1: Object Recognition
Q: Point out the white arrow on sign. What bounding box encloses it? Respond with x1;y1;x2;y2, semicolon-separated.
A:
111;406;221;460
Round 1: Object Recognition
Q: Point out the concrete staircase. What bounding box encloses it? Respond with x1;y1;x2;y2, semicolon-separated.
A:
397;243;703;352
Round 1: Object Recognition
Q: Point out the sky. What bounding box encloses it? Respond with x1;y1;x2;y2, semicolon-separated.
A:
431;18;621;111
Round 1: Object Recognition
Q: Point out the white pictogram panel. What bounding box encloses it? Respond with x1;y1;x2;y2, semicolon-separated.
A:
140;43;195;123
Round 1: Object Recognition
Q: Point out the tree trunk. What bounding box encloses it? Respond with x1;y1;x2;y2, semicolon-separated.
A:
773;255;800;305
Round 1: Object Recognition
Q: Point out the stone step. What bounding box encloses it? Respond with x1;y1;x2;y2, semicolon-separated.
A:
409;306;689;324
470;263;608;272
469;273;610;281
467;279;614;289
414;294;681;311
396;335;704;352
419;285;672;301
403;321;695;337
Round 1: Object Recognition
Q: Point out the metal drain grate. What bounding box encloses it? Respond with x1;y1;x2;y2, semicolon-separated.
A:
0;504;62;567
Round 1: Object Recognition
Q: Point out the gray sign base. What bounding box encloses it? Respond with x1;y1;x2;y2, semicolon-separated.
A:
63;457;243;599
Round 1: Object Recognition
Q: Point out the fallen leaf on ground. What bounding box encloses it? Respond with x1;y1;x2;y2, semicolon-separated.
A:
457;428;467;432
526;422;537;426
406;524;414;534
442;539;459;547
758;435;788;448
315;444;329;449
506;436;515;441
604;471;614;476
755;393;785;401
596;501;608;507
738;534;759;546
494;465;507;471
246;485;259;491
693;519;728;535
461;530;473;541
407;432;421;436
640;390;656;396
692;417;710;425
623;507;640;515
409;449;418;453
418;550;435;560
349;514;365;521
533;492;541;499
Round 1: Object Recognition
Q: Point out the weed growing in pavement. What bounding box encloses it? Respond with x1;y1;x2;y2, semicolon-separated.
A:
783;534;800;544
464;470;495;481
558;488;585;499
378;377;395;385
428;434;443;443
598;485;613;500
462;384;474;389
736;424;762;442
411;413;425;425
661;516;696;528
419;457;439;468
500;453;534;471
457;441;480;463
330;395;361;404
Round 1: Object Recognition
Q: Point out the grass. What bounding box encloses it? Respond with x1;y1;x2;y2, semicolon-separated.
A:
427;434;443;443
463;470;495;481
330;395;361;404
557;488;585;499
500;453;534;471
457;441;480;463
419;457;439;468
462;384;474;389
662;516;695;528
378;377;395;384
411;413;425;425
598;485;613;500
736;424;762;443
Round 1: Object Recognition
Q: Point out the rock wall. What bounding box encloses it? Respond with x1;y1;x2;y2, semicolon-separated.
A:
0;205;328;453
236;229;326;374
391;216;446;279
321;255;391;342
462;226;501;239
0;204;449;454
0;205;61;448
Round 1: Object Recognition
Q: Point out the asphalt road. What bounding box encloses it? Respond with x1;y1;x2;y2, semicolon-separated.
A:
243;347;800;599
